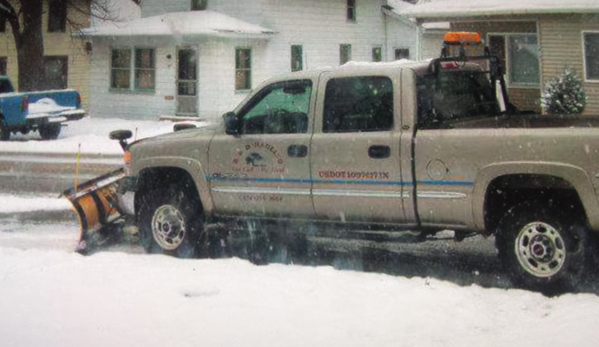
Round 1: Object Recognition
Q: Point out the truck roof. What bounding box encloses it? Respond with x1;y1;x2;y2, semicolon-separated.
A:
265;59;431;83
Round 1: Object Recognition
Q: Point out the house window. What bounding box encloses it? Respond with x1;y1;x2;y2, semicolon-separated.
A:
111;49;131;90
44;56;68;89
489;34;539;86
323;76;394;133
135;49;155;91
509;35;539;85
291;45;303;71
340;44;351;65
372;46;382;62
236;48;252;90
111;48;155;92
584;32;599;81
347;0;356;22
48;0;67;33
395;48;410;60
0;57;6;75
191;0;208;10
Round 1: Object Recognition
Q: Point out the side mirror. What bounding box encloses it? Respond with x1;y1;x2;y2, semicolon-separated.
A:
173;123;197;132
109;129;133;151
223;112;240;135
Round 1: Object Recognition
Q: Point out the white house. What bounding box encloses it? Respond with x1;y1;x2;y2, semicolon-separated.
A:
85;0;443;120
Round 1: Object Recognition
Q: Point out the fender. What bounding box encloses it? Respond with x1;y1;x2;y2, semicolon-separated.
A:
472;161;599;231
134;155;215;215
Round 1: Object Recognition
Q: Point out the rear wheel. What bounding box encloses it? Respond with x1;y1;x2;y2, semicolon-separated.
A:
0;119;9;141
495;201;591;293
138;186;203;258
39;123;61;140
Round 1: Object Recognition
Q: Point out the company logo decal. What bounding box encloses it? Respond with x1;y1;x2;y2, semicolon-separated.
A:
231;142;286;174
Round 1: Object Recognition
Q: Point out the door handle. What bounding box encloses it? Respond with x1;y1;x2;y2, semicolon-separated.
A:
288;144;308;158
368;145;390;159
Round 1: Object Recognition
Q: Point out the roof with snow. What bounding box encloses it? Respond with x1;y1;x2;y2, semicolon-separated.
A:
392;0;599;19
83;10;276;38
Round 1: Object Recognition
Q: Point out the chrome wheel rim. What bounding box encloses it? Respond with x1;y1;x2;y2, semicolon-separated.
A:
152;204;186;251
515;221;566;278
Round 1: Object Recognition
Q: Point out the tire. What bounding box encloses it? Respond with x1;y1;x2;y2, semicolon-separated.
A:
138;186;203;258
0;119;9;141
39;123;61;140
495;201;592;293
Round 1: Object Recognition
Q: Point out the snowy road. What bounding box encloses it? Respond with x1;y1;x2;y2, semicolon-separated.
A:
2;198;599;347
0;194;510;290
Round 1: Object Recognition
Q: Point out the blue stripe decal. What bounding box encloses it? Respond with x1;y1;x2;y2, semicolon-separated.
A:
206;175;474;187
414;180;474;187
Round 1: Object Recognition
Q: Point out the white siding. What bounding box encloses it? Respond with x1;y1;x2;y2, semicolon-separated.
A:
197;39;270;118
385;17;418;61
212;0;391;72
140;1;191;16
89;39;177;120
90;0;432;120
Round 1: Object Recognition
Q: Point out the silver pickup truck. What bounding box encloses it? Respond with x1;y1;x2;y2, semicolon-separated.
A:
105;54;599;292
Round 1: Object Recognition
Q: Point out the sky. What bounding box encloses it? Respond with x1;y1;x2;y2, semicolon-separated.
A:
1;116;599;346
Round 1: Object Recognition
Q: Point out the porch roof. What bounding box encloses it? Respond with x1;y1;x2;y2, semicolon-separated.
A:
83;10;276;39
390;0;599;20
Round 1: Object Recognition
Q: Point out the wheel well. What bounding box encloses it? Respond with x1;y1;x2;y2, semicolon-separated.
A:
484;174;587;233
134;167;201;215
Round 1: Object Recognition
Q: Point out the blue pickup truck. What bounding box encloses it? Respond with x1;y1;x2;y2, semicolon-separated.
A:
0;76;86;140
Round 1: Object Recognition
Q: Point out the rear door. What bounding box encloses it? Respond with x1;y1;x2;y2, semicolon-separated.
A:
208;78;316;218
310;70;407;224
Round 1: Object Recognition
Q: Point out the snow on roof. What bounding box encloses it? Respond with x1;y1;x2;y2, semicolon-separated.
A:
83;10;276;38
392;0;599;19
384;2;450;30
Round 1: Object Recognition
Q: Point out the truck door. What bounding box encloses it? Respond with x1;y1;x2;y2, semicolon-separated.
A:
310;71;407;224
208;79;315;218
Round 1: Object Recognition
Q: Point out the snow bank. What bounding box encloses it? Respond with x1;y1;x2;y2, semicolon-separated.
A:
4;117;208;155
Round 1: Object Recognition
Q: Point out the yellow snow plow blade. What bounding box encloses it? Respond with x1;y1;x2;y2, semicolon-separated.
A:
62;168;126;253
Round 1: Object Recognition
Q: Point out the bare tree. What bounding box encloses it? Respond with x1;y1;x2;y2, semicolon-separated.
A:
0;0;141;91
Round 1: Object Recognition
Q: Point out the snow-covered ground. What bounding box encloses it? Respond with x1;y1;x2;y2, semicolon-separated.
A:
1;117;599;346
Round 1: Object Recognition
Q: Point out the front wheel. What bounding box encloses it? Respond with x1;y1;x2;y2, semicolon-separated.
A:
138;187;203;258
496;201;592;293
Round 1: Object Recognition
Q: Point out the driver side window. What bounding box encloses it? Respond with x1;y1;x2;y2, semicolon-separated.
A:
239;80;312;135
